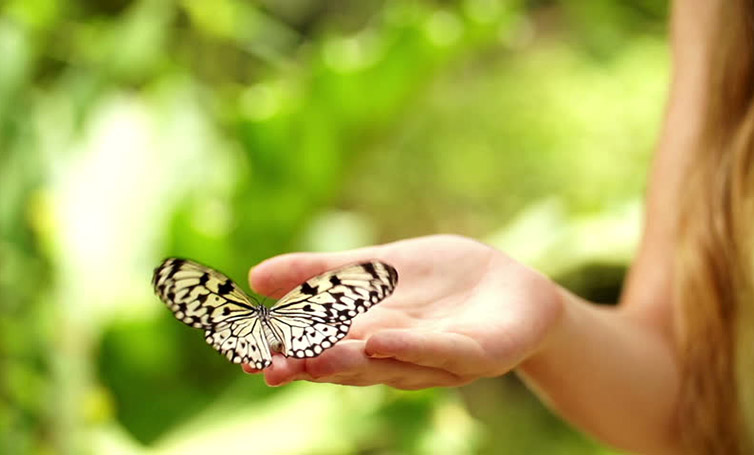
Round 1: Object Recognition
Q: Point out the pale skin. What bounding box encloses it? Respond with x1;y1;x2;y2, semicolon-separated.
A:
242;1;716;453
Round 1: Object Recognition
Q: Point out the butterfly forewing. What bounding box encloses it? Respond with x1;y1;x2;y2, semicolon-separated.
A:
153;258;258;325
269;262;398;359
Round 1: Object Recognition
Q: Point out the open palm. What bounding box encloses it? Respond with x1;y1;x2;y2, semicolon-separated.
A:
244;235;563;389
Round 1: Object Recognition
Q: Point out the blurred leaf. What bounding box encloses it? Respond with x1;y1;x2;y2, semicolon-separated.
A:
1;0;670;453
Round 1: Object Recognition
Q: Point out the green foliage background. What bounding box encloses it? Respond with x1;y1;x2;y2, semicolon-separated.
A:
0;0;668;453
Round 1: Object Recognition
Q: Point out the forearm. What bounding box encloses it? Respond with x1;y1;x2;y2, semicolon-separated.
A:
517;289;681;455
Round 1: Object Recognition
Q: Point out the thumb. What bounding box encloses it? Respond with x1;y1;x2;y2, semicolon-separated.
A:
249;246;385;298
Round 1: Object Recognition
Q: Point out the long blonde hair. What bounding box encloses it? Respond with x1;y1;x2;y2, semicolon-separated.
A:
676;1;754;452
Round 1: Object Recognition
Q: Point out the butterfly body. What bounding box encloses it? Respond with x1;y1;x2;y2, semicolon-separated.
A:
252;306;283;353
152;258;398;369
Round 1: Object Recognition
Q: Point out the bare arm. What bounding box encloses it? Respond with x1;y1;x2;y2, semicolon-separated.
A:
517;0;717;452
518;292;681;454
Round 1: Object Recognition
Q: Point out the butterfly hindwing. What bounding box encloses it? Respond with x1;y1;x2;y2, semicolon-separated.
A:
269;262;398;358
267;315;352;359
204;318;272;369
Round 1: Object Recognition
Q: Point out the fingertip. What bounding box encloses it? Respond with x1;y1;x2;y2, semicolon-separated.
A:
365;330;414;358
248;251;375;297
264;356;287;386
247;253;322;297
305;341;369;378
248;254;296;295
264;355;307;386
248;261;272;294
264;377;287;387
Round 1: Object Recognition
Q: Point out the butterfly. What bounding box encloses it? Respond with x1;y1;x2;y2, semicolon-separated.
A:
152;258;398;369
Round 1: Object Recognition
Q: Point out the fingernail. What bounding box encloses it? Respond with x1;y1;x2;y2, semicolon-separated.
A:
367;352;390;359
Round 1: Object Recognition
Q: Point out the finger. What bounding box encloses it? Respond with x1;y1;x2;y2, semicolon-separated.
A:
243;341;379;386
303;341;467;389
241;356;308;386
256;341;369;386
263;355;309;386
249;247;385;297
365;329;491;376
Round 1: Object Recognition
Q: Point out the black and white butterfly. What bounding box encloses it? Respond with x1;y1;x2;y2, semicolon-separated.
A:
152;258;398;369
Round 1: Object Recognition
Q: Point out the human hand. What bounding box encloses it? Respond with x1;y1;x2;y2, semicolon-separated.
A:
243;234;563;389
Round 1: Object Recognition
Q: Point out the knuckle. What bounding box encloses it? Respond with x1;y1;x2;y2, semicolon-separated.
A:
306;360;335;379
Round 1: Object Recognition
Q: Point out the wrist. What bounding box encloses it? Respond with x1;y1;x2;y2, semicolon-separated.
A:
516;285;578;373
